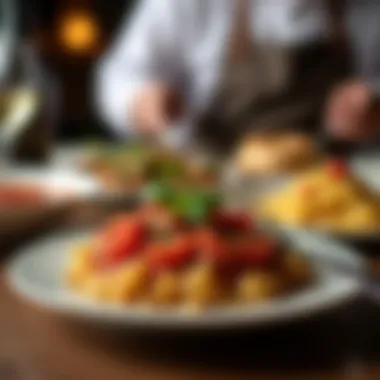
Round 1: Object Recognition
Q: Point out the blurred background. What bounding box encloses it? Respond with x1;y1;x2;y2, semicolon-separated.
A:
5;2;380;379
16;0;135;141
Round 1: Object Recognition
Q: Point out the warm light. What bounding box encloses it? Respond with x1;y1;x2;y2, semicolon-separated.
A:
58;10;100;55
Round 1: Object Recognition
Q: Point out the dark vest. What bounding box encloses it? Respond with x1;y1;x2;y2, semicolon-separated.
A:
196;1;352;152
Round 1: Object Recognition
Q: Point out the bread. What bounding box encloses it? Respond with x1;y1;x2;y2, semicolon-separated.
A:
235;131;317;175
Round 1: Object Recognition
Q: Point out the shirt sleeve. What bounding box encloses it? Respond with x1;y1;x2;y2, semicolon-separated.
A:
94;0;185;138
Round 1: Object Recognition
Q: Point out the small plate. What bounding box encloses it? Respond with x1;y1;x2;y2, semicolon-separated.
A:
6;229;363;330
351;152;380;192
0;167;104;239
249;159;380;242
0;166;102;202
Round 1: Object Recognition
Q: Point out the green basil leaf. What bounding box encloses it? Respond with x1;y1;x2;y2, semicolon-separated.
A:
141;181;174;204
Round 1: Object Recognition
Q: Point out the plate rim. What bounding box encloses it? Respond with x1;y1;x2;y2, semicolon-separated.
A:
5;229;363;329
0;166;103;201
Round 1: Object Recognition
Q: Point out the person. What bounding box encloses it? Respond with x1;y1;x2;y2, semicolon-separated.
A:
95;0;380;151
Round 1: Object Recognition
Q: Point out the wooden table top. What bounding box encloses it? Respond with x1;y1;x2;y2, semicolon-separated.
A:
3;255;380;380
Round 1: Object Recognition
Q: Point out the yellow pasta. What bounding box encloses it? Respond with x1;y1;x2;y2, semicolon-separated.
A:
151;272;181;305
261;162;380;234
237;272;281;302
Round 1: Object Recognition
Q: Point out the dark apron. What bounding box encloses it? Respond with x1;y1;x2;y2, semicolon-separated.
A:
196;40;353;153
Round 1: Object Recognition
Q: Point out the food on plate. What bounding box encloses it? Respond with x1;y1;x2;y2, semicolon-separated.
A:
66;185;312;309
81;142;218;190
260;159;380;233
234;131;318;175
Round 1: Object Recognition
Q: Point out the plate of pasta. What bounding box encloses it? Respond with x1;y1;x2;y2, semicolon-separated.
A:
6;185;363;329
258;158;380;240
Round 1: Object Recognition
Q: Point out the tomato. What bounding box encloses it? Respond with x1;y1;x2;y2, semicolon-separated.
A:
326;159;349;179
94;216;146;269
147;235;195;272
211;211;252;232
196;229;231;265
231;235;277;268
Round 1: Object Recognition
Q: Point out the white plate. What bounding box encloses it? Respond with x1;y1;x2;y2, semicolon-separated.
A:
0;166;102;202
249;156;380;242
351;152;380;192
0;168;105;239
6;230;363;330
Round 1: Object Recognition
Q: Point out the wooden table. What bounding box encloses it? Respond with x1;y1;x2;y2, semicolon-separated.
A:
2;255;380;380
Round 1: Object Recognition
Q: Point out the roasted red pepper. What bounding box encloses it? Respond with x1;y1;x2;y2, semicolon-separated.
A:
229;235;277;268
196;228;233;266
94;215;146;269
211;211;252;233
147;234;195;272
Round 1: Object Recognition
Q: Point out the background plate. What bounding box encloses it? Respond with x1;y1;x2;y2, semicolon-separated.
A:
0;166;102;201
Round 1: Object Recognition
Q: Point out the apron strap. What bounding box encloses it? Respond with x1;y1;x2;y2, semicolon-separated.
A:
325;0;348;52
227;0;253;64
196;1;350;153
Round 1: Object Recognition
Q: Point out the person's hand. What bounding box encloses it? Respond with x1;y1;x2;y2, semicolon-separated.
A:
132;83;183;134
325;80;380;141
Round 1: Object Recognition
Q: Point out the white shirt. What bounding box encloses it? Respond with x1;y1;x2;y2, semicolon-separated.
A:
95;0;380;140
